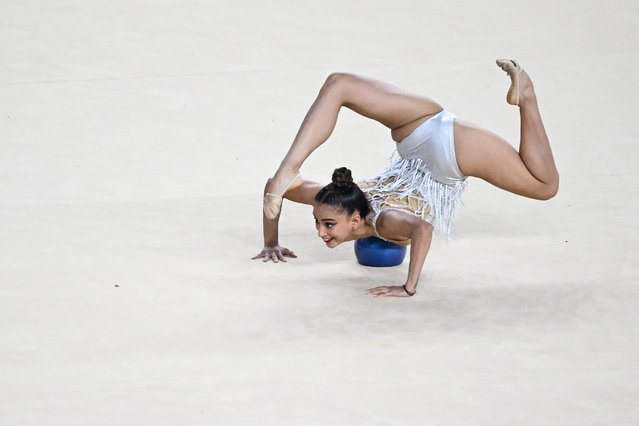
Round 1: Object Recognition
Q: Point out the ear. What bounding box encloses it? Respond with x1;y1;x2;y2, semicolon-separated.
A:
350;212;363;227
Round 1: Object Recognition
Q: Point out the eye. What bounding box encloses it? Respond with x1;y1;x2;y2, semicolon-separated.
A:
326;223;334;228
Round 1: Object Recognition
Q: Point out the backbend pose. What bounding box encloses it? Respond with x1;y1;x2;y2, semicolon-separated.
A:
252;59;559;298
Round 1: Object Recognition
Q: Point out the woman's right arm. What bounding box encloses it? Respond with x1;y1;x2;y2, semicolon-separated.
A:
252;178;324;263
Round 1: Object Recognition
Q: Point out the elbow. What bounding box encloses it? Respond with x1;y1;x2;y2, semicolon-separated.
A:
420;220;434;232
413;220;434;240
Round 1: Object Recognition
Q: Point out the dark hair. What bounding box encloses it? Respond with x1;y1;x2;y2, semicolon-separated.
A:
314;167;371;217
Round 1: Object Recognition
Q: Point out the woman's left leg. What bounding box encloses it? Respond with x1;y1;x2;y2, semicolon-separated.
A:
263;72;442;218
454;63;559;200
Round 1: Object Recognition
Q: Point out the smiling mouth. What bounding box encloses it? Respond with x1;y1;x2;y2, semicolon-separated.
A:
323;237;334;243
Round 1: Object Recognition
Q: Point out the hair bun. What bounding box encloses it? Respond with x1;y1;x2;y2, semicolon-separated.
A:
331;167;354;189
315;166;370;218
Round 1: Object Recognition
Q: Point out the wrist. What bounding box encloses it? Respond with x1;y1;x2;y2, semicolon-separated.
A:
403;284;416;296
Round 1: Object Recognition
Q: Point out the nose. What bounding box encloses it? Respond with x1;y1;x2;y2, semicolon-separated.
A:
317;225;328;238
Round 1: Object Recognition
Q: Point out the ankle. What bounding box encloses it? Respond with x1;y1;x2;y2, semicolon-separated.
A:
275;164;299;178
518;92;538;109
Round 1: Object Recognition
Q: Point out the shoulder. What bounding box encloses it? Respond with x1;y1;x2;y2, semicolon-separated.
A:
377;209;429;227
376;209;432;241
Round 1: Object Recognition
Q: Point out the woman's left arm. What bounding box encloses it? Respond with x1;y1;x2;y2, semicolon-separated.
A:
404;220;434;294
365;212;433;298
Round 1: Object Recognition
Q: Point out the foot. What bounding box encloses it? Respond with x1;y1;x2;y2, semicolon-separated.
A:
263;169;303;219
496;59;534;106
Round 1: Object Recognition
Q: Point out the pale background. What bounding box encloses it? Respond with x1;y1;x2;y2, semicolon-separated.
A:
1;0;638;425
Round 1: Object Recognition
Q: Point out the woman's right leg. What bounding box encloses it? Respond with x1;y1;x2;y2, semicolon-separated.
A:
264;73;442;218
454;62;559;200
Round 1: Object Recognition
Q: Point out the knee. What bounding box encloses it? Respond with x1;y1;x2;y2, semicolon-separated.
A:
322;72;350;93
536;178;559;201
325;72;347;84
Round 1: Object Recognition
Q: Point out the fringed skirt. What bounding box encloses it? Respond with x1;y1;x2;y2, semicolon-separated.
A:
357;152;468;240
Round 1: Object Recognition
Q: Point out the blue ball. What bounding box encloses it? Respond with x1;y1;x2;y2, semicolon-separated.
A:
355;237;407;267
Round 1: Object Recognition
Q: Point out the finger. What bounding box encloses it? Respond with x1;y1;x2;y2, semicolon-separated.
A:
251;253;265;260
284;251;298;258
270;253;278;263
276;252;287;262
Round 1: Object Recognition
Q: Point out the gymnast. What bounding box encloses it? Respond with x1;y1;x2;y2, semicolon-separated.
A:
252;59;559;298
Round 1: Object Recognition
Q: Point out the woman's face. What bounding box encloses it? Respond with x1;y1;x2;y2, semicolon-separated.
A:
312;203;359;248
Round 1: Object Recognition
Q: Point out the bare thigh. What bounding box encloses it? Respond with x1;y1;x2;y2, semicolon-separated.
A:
331;73;443;141
453;120;548;198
